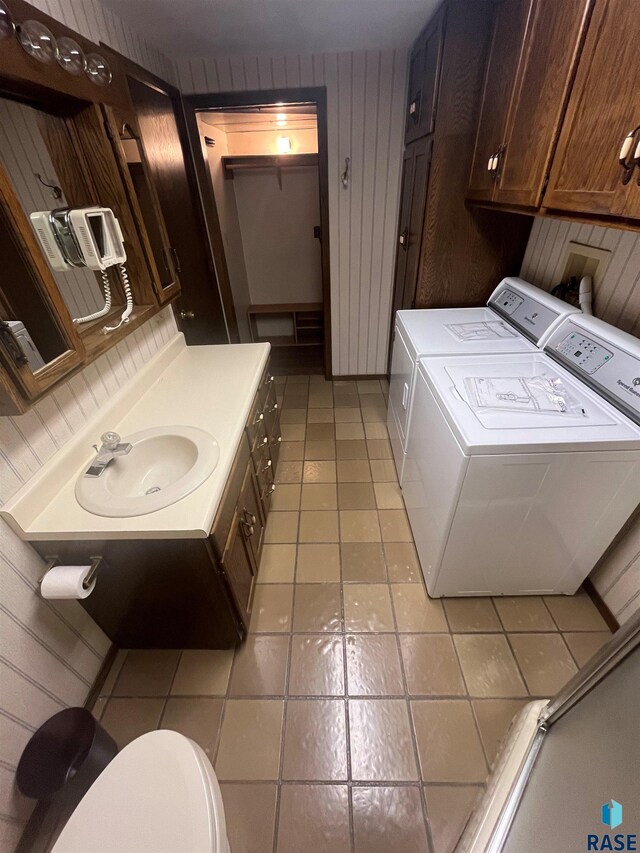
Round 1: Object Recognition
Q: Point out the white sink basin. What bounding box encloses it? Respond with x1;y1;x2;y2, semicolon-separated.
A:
75;426;220;517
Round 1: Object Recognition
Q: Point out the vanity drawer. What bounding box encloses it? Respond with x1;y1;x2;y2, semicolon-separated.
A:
211;437;250;555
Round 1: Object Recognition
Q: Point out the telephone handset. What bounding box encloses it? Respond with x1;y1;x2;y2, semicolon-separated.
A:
30;206;133;332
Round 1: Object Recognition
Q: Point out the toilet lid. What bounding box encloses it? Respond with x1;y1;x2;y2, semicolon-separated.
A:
52;730;224;853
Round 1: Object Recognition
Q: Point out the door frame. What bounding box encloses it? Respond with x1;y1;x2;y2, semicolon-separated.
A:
184;87;332;378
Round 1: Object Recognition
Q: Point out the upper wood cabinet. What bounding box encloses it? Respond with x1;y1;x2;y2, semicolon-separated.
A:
404;7;445;144
544;0;640;219
468;0;592;209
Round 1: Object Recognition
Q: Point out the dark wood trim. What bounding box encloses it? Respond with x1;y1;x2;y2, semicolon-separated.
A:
582;578;619;634
83;643;118;711
185;87;333;380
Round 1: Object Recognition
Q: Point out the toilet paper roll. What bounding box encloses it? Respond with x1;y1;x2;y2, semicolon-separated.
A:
40;564;96;600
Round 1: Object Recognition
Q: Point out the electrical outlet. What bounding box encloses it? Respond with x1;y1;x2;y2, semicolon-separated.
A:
561;241;611;285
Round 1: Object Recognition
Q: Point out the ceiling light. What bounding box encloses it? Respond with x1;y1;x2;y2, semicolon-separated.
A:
276;136;291;154
276;113;287;127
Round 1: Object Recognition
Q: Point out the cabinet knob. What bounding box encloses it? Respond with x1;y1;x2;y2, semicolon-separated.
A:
262;436;268;445
619;125;640;185
267;484;276;495
261;459;272;473
179;310;194;320
254;412;264;425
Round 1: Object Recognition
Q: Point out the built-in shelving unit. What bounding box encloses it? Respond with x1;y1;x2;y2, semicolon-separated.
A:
247;302;324;347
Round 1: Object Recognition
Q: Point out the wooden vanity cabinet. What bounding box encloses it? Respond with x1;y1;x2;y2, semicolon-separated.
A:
544;0;640;219
467;0;592;209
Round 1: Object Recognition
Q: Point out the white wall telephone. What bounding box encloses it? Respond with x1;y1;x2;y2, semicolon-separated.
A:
30;207;133;332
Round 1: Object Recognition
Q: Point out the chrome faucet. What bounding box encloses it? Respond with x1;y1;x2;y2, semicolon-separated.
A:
84;431;132;478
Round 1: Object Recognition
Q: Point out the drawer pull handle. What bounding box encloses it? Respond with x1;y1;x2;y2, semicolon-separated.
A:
262;436;268;445
261;459;272;473
243;508;257;525
254;412;264;425
267;484;276;495
271;402;279;412
619;125;640;184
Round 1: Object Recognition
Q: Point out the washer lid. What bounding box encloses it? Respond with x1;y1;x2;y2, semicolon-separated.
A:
419;353;640;454
396;306;536;362
52;731;221;853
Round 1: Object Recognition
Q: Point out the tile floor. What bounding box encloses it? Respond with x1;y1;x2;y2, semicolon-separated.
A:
91;375;612;853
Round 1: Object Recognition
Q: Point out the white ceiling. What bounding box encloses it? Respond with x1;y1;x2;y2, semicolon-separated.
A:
100;0;440;58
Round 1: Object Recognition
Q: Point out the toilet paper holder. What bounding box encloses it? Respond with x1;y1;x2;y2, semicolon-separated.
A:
40;556;103;590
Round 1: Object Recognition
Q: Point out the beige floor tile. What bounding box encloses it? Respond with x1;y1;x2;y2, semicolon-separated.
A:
392;585;448;632
384;543;422;582
336;439;368;460
300;483;337;511
303;460;337;483
333;379;357;391
279;441;305;461
424;785;483;853
286;374;309;386
357;379;382;393
249;585;294;633
337;459;372;482
334;407;362;422
228;636;289;696
289;635;345;695
269;484;301;512
113;650;181;697
293;584;342;632
100;649;127;696
412;700;487;783
454;634;527;698
344;584;395;631
509;633;578;696
215;699;284;780
305;440;336;460
282;699;347;780
296;543;341;582
364;422;389;440
335;422;365;440
443;598;502;632
374;481;404;510
308;395;334;409
221;784;277;853
472;699;529;766
333;393;360;408
276;461;303;483
367;438;393;459
563;631;611;667
171;649;234;696
305;422;335;441
337;482;376;509
280;409;307;425
277;785;350;853
349;699;418;781
361;406;387;424
339;509;381;542
401;635;466;696
346;635;404;695
281;394;308;410
493;596;556;631
264;511;299;543
341;542;387;582
379;509;412;542
307;409;335;423
280;423;306;442
160;697;224;759
298;510;339;543
543;592;609;631
101;698;164;749
370;459;398;481
353;786;429;853
259;544;297;583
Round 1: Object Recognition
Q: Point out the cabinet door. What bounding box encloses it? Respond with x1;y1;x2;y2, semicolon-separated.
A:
405;9;445;144
495;0;592;208
390;137;432;320
220;507;256;626
544;0;640;217
239;462;266;570
467;0;533;202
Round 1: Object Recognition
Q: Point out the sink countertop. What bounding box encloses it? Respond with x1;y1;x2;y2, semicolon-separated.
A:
1;334;270;540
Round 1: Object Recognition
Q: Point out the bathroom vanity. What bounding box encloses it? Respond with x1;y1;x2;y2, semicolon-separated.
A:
1;334;280;648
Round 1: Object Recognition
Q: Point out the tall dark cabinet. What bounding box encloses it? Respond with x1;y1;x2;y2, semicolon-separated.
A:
389;0;532;350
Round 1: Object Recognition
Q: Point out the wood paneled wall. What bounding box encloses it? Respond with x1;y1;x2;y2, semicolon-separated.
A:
176;50;408;376
521;216;640;625
0;3;177;846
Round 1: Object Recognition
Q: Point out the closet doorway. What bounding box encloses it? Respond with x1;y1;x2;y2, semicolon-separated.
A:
187;88;331;376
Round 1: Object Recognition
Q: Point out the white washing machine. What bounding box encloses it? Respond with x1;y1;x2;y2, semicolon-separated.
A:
388;277;581;482
403;314;640;597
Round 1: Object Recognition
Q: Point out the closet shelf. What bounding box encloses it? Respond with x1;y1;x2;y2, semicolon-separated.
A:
247;302;324;349
223;154;318;182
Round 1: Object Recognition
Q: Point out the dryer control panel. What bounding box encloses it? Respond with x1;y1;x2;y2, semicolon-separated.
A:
487;276;580;344
545;315;640;424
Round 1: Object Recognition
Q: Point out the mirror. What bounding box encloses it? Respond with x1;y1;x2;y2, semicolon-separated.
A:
116;122;177;291
0;96;132;352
